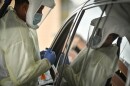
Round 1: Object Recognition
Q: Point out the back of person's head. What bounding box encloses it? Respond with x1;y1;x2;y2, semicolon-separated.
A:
15;0;29;6
101;33;119;47
110;33;119;41
14;0;29;22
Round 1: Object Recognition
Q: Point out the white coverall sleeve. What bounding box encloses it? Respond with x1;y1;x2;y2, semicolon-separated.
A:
61;65;78;86
5;41;51;85
70;48;88;73
61;48;90;86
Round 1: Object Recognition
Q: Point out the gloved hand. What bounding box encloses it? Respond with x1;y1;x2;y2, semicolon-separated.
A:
4;0;12;5
40;48;56;65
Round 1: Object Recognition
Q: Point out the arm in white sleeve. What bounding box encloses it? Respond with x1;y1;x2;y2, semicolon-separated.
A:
5;41;51;85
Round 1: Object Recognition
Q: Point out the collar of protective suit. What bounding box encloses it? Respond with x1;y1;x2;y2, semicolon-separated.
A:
8;6;28;27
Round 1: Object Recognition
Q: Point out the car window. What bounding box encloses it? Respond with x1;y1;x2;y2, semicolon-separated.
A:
54;2;130;66
68;6;105;63
50;14;77;66
51;4;106;65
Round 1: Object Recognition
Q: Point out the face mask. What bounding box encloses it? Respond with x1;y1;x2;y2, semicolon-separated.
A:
33;13;42;25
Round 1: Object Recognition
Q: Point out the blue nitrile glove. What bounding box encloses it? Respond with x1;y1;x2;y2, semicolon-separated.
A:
4;0;12;5
40;48;56;65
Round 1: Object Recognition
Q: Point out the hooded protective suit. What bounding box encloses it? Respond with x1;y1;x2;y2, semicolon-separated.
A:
0;7;51;86
60;45;118;86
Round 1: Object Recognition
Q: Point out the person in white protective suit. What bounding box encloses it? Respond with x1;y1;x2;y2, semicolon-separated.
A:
60;18;120;86
0;0;56;86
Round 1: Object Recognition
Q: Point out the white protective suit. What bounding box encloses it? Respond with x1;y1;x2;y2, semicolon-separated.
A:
0;7;51;86
61;45;119;86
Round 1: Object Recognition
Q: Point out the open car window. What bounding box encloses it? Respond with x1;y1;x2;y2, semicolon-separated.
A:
68;6;105;62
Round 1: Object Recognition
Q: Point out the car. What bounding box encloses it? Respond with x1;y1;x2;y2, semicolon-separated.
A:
39;0;130;86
